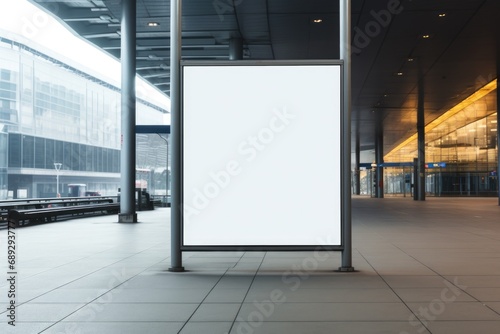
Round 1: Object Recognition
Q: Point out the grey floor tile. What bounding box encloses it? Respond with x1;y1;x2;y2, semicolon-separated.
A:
393;287;475;302
30;288;108;303
13;303;85;322
62;303;198;322
96;288;210;303
467;288;500;302
383;275;449;288
42;322;184;334
229;321;431;334
407;302;500;321
427;321;500;334
245;287;400;303
179;322;232;334
189;303;240;321
445;275;500;288
204;288;249;303
237;302;411;322
0;322;53;334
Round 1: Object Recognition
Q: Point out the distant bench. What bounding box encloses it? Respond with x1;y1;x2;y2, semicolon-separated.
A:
0;197;119;228
7;202;120;227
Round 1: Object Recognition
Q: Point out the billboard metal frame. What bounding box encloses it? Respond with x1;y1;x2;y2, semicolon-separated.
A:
180;60;345;252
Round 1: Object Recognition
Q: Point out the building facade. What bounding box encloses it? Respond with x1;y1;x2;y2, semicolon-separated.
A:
0;31;167;199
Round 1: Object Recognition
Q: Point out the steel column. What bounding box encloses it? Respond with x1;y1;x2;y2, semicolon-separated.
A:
169;0;184;272
355;136;361;195
417;61;426;201
118;0;137;223
375;126;384;198
339;0;354;272
229;38;243;60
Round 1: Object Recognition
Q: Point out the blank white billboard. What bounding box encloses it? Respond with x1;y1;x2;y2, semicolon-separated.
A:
182;61;342;248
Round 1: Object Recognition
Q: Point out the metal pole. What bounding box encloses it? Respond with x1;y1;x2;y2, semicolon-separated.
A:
497;48;500;205
417;59;426;201
118;0;138;223
169;0;184;272
375;126;384;198
54;162;62;197
339;0;354;272
355;133;361;195
229;38;243;60
166;137;169;206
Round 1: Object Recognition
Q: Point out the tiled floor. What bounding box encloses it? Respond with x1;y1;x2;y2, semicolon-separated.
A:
1;196;500;333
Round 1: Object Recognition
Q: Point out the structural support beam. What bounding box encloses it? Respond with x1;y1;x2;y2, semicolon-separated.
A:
416;61;426;201
339;0;354;272
229;37;243;60
118;0;137;223
169;0;184;272
497;46;500;205
375;124;384;198
355;135;361;195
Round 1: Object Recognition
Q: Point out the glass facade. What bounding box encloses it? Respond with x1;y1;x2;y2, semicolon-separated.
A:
377;86;498;197
0;34;167;199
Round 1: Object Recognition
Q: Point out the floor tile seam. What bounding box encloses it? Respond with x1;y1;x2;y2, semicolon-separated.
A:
11;239;168;292
225;252;268;334
174;267;233;334
34;254;191;333
8;252;168;309
390;242;500;316
356;248;432;333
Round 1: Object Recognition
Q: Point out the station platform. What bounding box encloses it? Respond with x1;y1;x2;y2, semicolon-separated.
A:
1;196;500;333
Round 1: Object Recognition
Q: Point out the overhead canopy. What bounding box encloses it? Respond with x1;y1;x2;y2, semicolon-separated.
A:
27;0;499;157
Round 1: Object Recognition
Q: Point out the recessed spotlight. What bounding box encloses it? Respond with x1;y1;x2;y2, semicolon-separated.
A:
148;22;160;27
438;13;447;18
313;19;323;23
422;34;431;39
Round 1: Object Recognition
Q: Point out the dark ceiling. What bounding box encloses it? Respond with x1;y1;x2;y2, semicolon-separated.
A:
28;0;499;158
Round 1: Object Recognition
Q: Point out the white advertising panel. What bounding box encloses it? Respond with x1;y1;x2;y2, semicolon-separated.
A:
182;61;342;248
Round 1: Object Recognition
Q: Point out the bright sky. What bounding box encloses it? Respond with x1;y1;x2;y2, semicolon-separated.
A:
0;0;171;119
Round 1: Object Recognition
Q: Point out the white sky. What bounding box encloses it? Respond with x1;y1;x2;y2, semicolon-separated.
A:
0;0;171;120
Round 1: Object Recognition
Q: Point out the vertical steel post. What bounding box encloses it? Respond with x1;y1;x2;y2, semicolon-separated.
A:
339;0;354;271
229;38;243;60
169;0;184;272
417;60;426;201
375;125;384;198
119;0;137;223
497;39;500;205
355;131;361;195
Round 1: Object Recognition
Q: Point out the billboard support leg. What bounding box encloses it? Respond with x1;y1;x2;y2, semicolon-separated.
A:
169;0;184;272
339;0;354;272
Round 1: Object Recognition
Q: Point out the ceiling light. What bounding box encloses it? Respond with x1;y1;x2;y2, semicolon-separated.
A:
407;58;414;62
396;72;403;76
147;22;160;27
422;34;431;39
313;19;323;23
438;13;447;18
